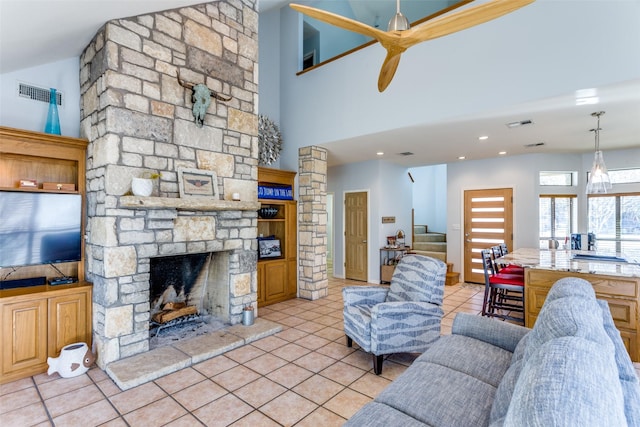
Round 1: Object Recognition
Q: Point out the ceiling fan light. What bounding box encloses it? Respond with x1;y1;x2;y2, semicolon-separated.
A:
388;13;410;31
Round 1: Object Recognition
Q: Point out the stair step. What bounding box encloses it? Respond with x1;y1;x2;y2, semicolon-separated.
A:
410;250;446;263
413;242;447;252
446;272;460;286
414;233;446;243
414;225;428;234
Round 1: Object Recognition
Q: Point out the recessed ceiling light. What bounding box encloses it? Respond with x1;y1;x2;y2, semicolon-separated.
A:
377;151;384;156
478;136;488;140
506;119;533;128
458;156;466;160
498;151;507;155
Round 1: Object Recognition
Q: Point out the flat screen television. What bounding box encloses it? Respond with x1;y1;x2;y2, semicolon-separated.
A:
0;191;82;268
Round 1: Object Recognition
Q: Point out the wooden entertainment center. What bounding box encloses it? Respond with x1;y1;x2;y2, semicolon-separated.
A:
257;167;297;306
0;127;92;384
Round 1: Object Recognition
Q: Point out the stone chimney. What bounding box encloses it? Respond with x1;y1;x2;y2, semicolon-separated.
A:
78;1;260;368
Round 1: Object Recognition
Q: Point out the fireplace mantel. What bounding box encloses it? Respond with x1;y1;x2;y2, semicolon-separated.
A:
120;196;261;211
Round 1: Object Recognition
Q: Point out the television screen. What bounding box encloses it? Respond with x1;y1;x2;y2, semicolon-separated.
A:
0;191;82;268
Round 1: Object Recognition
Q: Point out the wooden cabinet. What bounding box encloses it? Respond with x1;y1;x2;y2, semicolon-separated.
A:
0;127;92;383
525;268;639;362
257;167;297;307
0;284;92;384
0;126;88;282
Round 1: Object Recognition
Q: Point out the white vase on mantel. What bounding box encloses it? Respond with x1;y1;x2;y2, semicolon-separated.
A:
131;177;153;197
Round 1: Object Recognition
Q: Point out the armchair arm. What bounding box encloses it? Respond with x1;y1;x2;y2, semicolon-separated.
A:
342;286;389;306
452;313;530;353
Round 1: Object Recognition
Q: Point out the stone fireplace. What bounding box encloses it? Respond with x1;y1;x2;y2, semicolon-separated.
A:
78;1;260;369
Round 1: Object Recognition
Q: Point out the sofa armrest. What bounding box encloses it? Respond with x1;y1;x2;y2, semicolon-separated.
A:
452;313;529;353
343;286;389;306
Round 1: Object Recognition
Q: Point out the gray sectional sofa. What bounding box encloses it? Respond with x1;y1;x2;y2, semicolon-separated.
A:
345;277;640;426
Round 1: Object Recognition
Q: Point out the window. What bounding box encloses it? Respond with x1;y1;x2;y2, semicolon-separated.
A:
588;192;640;258
539;171;575;186
609;168;640;184
539;195;577;248
586;167;640;185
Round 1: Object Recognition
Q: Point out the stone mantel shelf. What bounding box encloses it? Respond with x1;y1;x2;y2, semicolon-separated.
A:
120;196;261;211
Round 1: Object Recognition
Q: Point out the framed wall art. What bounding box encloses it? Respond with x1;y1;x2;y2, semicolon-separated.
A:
177;167;218;198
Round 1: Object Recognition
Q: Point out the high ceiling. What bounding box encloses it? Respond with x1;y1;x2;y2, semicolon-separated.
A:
1;0;638;168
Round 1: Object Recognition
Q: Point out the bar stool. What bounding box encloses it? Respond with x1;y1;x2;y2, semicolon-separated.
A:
480;249;524;324
493;244;524;275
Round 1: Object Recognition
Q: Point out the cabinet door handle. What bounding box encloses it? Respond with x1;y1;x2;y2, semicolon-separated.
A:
362;240;367;243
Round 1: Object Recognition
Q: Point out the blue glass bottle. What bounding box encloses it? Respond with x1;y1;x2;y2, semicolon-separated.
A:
44;88;61;135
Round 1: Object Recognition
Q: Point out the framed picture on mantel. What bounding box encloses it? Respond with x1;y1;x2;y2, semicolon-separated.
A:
178;167;218;198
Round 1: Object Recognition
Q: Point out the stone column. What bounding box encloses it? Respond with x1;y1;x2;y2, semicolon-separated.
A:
297;146;328;300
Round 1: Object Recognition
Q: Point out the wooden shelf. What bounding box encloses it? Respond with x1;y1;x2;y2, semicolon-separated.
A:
120;196;261;211
0;186;79;194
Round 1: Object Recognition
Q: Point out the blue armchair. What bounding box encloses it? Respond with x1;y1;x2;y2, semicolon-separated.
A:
343;254;447;374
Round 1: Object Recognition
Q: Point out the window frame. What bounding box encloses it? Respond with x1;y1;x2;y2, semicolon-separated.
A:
539;194;578;245
587;191;640;255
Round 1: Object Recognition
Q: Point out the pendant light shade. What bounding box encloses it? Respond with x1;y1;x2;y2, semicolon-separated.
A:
586;111;612;194
388;0;410;31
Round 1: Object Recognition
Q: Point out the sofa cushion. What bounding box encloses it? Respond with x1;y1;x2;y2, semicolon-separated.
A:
489;333;530;425
503;336;626;426
415;334;513;388
375;362;499;426
597;300;640;426
344;402;427;427
524;295;613;360
501;277;627;426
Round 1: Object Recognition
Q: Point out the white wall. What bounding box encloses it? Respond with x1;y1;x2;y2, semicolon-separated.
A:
328;159;411;283
447;148;640;279
266;0;640;171
0;57;81;137
410;164;447;233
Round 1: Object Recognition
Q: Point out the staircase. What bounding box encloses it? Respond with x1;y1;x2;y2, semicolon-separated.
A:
411;225;447;262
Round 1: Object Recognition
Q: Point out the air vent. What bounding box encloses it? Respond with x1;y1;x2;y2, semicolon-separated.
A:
17;82;63;106
524;142;545;148
397;152;414;156
506;119;533;128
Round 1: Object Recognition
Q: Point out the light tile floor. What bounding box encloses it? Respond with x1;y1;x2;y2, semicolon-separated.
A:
1;278;638;426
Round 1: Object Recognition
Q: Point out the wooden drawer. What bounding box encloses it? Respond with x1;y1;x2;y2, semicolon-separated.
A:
525;286;549;317
527;269;638;298
602;297;637;330
619;330;638;362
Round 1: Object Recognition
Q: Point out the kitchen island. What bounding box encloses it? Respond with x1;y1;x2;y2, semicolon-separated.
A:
499;248;640;362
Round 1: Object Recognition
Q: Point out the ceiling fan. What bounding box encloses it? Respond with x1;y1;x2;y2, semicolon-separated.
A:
290;0;535;92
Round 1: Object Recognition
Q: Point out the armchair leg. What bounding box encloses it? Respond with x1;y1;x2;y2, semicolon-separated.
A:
373;354;384;375
346;336;353;347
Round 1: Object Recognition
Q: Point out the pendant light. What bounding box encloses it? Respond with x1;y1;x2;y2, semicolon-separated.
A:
586;111;612;194
388;0;410;31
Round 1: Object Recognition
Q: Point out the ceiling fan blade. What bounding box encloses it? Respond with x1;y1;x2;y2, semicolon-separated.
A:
400;0;535;47
290;3;389;41
378;49;405;92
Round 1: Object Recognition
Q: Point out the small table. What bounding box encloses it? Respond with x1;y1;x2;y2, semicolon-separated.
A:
380;246;410;283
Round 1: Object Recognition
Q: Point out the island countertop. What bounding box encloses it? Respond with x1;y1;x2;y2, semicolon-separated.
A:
498;248;640;278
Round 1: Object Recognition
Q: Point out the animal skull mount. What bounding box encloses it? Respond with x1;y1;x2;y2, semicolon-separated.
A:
177;72;232;127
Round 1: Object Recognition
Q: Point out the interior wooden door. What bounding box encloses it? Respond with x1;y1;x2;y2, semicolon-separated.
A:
345;191;368;281
463;188;513;283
